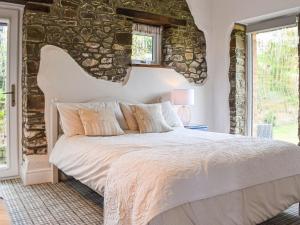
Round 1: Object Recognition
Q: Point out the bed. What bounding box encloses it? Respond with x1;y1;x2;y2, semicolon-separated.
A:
38;45;300;225
49;128;300;225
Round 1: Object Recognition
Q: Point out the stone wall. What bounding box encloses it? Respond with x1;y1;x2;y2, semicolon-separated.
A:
228;24;247;135
22;0;207;155
163;25;207;84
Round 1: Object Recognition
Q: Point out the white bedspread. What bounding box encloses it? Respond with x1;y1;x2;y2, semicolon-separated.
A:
50;128;300;225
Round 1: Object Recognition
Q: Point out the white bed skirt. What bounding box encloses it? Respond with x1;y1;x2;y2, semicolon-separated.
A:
150;175;300;225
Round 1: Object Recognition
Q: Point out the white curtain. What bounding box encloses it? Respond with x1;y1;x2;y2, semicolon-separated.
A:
132;23;162;34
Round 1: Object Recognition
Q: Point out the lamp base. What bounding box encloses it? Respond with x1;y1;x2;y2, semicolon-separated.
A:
177;106;191;126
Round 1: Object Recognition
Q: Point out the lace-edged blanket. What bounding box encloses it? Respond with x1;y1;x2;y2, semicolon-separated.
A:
104;134;300;225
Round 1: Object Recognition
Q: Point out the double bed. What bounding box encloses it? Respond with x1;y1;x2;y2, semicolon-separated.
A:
50;128;300;225
38;45;300;225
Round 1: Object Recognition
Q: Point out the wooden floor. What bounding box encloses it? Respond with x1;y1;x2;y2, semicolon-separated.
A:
0;197;11;225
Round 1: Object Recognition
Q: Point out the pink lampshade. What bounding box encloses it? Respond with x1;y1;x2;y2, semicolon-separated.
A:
171;89;195;106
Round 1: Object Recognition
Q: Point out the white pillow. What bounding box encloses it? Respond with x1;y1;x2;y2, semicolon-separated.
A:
120;102;182;131
57;101;127;136
78;108;124;136
132;104;173;133
160;101;183;127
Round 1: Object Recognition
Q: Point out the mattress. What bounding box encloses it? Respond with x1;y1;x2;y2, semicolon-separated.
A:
50;128;300;225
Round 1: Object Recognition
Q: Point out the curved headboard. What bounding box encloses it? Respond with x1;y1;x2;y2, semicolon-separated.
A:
37;45;193;182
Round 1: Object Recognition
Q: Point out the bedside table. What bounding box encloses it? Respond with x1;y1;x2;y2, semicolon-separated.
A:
184;124;208;131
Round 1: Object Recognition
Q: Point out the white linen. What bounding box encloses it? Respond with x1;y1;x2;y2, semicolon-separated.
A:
49;128;300;225
150;175;300;225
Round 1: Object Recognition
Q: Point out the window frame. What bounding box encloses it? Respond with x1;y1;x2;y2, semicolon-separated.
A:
246;15;298;137
131;30;161;65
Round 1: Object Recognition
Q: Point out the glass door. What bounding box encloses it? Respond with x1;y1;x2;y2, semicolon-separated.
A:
0;6;21;178
249;25;299;144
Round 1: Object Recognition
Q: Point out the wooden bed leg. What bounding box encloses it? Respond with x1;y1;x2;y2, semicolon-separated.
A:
298;203;300;216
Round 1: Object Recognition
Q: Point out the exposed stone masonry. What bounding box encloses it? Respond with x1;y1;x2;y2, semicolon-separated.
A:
163;25;207;84
23;0;208;154
228;24;247;135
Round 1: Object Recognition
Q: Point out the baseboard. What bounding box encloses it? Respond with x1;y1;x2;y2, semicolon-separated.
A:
21;155;53;185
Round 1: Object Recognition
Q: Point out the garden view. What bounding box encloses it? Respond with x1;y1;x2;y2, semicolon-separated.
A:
0;23;7;165
253;26;299;144
131;34;153;63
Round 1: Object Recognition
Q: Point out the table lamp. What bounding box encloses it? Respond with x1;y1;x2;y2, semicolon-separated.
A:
171;89;194;126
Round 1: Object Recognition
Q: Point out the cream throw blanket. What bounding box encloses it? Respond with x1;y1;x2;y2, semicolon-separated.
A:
103;130;300;225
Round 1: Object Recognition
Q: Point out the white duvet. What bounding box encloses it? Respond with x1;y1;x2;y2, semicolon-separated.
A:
50;128;300;225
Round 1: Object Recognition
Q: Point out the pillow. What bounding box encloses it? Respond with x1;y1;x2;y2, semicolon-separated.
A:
120;102;182;131
160;101;183;127
120;102;139;131
132;104;173;133
57;101;127;137
78;108;124;136
56;103;85;136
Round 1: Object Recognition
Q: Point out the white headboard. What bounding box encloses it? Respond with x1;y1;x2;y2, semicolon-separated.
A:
37;45;193;182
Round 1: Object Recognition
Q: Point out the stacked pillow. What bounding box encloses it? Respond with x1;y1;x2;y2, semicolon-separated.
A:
57;100;182;136
120;101;183;133
57;101;127;137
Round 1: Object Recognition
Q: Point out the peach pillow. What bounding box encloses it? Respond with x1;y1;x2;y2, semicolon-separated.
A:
132;104;173;133
120;103;139;131
120;102;182;131
78;108;124;136
57;101;127;136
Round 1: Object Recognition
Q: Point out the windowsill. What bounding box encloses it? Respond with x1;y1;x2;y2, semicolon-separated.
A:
130;64;168;68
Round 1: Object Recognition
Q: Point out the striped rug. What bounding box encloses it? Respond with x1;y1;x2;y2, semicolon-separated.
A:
0;179;299;225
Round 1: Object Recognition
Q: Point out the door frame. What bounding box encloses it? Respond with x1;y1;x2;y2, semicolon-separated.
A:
0;2;23;179
246;15;298;137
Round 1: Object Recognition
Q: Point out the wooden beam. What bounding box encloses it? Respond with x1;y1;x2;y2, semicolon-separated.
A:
25;2;50;13
116;8;187;26
27;0;53;4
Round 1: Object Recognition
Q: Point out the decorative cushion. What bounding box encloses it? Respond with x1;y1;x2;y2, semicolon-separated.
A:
120;102;139;131
57;103;85;136
160;101;183;127
78;108;124;136
120;102;182;131
57;101;127;137
132;104;173;133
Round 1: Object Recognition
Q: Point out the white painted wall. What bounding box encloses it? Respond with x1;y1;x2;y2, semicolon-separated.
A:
186;0;214;130
187;0;300;133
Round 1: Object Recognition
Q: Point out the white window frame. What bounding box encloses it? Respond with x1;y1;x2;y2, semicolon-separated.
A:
131;30;161;65
246;15;298;137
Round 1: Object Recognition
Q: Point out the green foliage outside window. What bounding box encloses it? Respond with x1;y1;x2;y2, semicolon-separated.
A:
131;34;153;62
254;26;299;144
0;24;7;165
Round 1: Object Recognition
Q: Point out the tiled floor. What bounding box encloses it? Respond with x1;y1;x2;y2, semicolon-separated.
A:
0;179;300;225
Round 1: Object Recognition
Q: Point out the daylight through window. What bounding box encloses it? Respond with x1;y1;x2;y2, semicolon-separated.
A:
131;23;162;65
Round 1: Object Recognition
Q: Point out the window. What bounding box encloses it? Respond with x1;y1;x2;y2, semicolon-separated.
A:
131;23;162;65
247;15;299;144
